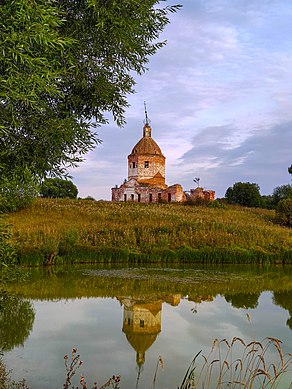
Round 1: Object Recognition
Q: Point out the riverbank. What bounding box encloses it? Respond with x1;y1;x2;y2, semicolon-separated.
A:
7;198;292;265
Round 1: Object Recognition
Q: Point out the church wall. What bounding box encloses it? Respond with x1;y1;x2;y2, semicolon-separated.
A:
112;183;187;203
128;155;138;180
136;155;165;183
132;307;161;334
122;305;161;334
166;184;186;202
189;188;216;202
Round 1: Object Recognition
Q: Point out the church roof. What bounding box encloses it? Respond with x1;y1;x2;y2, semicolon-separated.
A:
130;124;164;156
125;333;158;355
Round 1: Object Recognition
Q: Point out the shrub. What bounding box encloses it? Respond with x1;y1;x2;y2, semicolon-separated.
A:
261;195;274;209
272;184;292;207
225;182;262;208
276;198;292;227
207;199;225;208
40;178;78;199
83;196;96;201
0;168;38;212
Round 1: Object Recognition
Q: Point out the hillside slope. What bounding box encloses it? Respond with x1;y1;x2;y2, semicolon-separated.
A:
7;198;292;265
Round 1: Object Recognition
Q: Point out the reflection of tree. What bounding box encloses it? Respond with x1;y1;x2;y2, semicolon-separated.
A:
224;293;260;309
6;265;292;301
273;292;292;330
0;291;35;351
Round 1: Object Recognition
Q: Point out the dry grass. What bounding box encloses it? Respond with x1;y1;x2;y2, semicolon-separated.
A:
7;198;292;265
179;336;292;388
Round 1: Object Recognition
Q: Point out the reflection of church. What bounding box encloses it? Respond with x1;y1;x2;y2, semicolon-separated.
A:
118;293;217;368
119;295;181;366
121;298;162;365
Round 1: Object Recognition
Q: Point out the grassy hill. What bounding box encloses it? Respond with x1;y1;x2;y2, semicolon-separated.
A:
7;198;292;265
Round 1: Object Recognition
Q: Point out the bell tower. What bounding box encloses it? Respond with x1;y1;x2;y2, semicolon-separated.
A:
127;104;166;188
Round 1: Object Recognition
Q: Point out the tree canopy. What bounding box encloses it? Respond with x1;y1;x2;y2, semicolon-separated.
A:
272;184;292;206
0;0;181;180
276;198;292;227
40;178;78;199
225;182;262;208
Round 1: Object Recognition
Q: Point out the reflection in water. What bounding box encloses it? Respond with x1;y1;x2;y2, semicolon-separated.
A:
121;298;162;366
1;264;292;389
273;292;292;330
120;295;181;365
224;292;260;309
0;291;35;351
119;294;216;367
118;289;292;376
119;295;181;389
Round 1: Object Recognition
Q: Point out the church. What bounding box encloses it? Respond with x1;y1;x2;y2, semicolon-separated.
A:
112;107;215;203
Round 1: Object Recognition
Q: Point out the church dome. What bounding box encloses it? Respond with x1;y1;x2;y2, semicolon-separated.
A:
131;136;163;156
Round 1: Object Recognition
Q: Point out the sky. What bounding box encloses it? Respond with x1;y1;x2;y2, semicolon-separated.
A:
71;0;292;200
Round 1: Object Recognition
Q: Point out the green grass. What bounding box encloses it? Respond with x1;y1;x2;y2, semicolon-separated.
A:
7;198;292;265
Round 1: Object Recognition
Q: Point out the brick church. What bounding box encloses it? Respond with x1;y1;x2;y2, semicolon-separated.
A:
112;108;215;203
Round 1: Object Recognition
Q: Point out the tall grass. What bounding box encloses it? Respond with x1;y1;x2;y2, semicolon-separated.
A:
7;198;292;265
179;336;292;388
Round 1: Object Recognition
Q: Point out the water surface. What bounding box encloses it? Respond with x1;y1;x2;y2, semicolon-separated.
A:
2;264;292;388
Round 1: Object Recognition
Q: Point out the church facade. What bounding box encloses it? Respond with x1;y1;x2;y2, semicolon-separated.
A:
112;115;215;203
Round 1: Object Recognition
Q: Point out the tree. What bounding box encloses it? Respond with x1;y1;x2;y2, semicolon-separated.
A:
40;178;78;199
0;0;181;181
0;167;38;212
225;182;262;207
272;184;292;206
260;195;274;209
288;164;292;179
276;198;292;227
193;177;201;187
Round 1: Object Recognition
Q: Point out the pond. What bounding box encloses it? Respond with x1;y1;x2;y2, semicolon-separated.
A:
1;264;292;388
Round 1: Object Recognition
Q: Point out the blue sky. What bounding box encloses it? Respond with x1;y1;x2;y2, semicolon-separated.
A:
71;0;292;200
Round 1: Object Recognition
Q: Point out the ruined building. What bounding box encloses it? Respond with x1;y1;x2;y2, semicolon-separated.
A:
112;109;215;203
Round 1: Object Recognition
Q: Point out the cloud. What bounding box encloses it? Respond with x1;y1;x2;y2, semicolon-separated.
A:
71;0;292;200
178;120;292;196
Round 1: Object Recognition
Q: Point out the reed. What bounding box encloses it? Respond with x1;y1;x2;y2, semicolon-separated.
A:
179;336;292;388
7;198;292;265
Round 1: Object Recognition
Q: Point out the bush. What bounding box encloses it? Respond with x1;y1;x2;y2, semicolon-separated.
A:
225;182;262;208
207;199;225;208
40;178;78;199
272;184;292;207
0;168;38;212
276;198;292;227
261;195;274;209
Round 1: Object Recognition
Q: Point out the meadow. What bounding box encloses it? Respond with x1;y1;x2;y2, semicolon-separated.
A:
7;198;292;265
